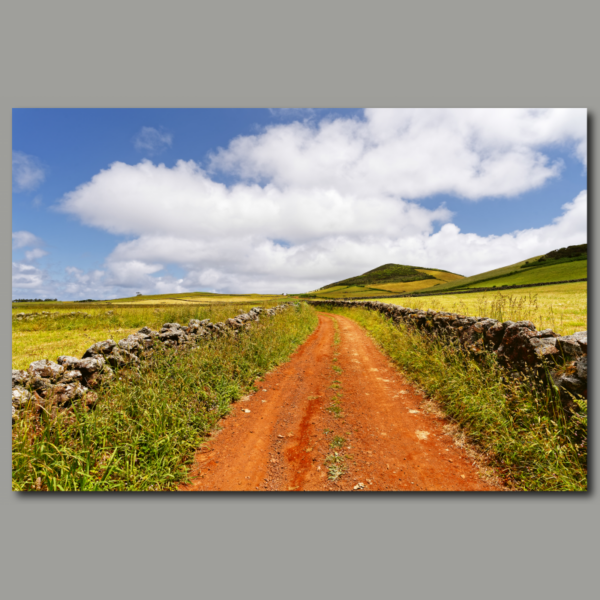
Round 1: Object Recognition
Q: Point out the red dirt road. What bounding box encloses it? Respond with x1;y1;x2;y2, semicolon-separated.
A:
181;313;500;492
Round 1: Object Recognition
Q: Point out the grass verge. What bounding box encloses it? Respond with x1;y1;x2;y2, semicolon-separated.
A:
12;303;318;491
319;305;587;492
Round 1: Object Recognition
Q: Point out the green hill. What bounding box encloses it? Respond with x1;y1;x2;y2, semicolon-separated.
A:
305;264;464;299
320;263;459;290
412;244;587;295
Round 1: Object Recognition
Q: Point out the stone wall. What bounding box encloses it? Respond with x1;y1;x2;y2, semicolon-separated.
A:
310;299;587;410
12;303;295;421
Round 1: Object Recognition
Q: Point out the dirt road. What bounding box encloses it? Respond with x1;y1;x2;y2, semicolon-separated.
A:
181;313;500;492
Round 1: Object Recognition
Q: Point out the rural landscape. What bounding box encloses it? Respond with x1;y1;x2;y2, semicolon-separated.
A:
12;108;587;492
12;243;587;492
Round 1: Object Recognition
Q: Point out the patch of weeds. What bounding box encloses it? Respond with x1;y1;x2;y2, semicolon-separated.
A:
332;364;343;374
325;452;347;480
323;428;332;436
327;399;344;418
330;380;342;389
330;435;346;449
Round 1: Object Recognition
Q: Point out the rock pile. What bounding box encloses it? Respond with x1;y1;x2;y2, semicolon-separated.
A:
12;303;294;421
310;300;587;409
13;311;92;321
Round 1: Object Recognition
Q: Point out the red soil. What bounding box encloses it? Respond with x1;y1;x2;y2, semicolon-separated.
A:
181;313;501;492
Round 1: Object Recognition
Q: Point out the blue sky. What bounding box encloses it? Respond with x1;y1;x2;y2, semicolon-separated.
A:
12;108;587;300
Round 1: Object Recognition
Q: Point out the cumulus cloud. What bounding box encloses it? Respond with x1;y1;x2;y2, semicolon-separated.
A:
12;262;46;290
54;109;586;296
12;230;42;249
210;108;587;200
12;151;46;192
25;248;48;261
133;127;173;154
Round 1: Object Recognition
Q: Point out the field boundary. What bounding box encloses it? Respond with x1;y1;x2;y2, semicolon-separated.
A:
308;278;587;301
12;303;296;422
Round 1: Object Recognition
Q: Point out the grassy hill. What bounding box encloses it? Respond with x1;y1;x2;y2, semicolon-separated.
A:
411;243;587;295
321;263;438;289
306;263;465;299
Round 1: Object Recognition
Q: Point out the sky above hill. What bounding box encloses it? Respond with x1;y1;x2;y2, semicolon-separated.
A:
12;108;587;300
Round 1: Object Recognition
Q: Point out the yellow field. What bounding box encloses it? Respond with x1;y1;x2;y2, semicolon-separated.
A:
416;269;465;283
114;295;282;305
12;299;284;370
12;327;139;371
384;281;587;336
375;280;444;293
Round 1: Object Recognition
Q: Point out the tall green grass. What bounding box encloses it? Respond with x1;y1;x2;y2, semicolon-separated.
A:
12;303;318;491
320;305;587;491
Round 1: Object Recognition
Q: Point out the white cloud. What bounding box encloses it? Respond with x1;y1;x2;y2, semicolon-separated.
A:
12;262;46;290
25;248;48;261
12;230;42;249
54;109;586;296
209;108;586;200
133;127;173;154
12;151;46;192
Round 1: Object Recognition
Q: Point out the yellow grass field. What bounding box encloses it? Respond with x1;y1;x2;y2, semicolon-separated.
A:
416;269;465;283
12;327;140;371
375;280;445;293
12;299;284;370
384;281;587;336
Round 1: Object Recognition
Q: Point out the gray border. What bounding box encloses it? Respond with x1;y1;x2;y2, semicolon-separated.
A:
2;1;597;598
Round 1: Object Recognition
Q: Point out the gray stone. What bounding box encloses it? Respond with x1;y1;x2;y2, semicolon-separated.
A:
82;339;117;358
76;356;106;373
12;386;34;407
48;382;87;405
12;369;29;388
57;355;81;368
118;335;143;353
28;360;64;381
62;370;83;383
576;355;587;380
528;337;560;360
106;347;139;368
556;335;584;358
571;331;587;352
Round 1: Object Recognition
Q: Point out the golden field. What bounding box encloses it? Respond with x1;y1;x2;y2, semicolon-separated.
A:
385;281;587;335
12;298;283;370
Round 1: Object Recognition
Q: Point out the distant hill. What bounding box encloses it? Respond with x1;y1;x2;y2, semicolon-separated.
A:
304;264;464;299
320;263;461;290
409;244;587;295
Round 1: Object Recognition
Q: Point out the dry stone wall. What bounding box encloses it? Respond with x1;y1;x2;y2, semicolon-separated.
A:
12;303;295;422
311;299;587;410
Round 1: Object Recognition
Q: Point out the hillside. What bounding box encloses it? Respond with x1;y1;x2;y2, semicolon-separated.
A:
307;264;465;299
411;243;588;295
321;263;436;289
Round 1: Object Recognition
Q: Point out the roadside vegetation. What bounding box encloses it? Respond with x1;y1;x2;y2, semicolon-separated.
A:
12;303;318;491
319;305;587;492
385;282;587;336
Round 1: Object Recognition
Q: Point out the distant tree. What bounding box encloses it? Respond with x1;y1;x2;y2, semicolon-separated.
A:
136;292;142;296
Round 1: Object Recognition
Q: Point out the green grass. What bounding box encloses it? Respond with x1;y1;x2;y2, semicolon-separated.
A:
412;256;542;294
12;303;319;491
319;305;587;491
468;259;587;288
322;263;437;289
